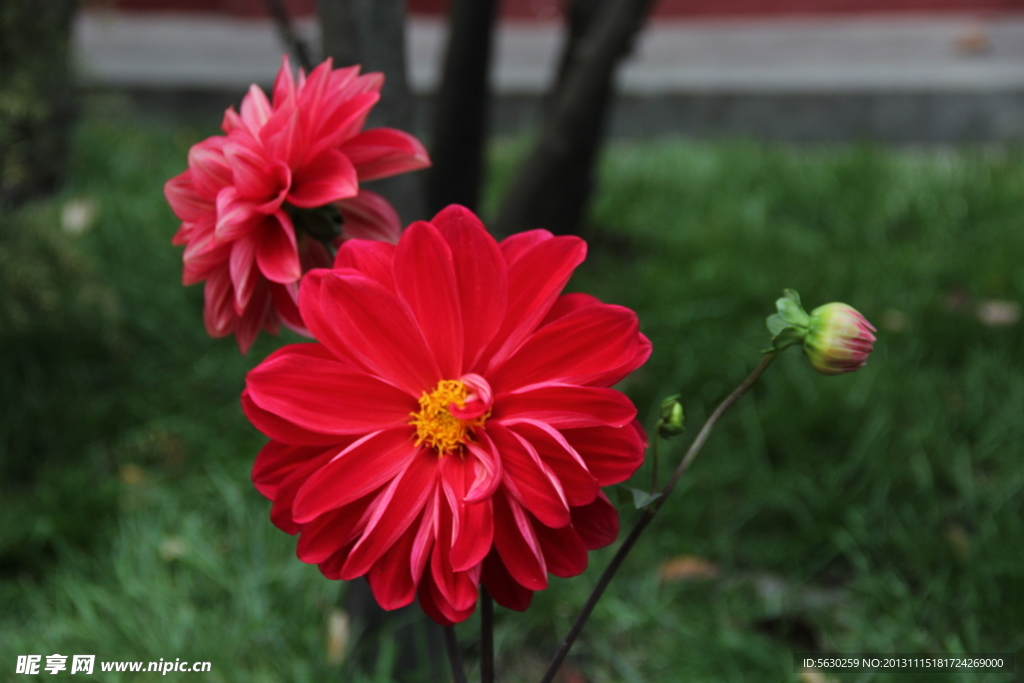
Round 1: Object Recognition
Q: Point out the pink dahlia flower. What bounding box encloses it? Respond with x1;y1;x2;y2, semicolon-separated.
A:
164;56;430;352
242;205;651;625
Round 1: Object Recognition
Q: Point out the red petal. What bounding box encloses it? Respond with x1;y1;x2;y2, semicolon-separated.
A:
489;303;642;393
499;229;553;267
507;420;599;507
482;549;533;612
251;440;331;500
418;570;476;626
272;54;297;108
333;238;397;290
534;521;588;578
570;492;620;550
242;385;342;446
245;346;416;435
441;455;494;572
215;186;260;242
367;514;423;610
340;447;440;579
298;269;442;396
296;493;376;564
489;425;570;529
394;221;463;378
429;495;479;611
288;148;358;208
239;84;272;135
484;235;586;371
561;421;647;487
340;127;431;182
265;448;339;534
292;428;420;523
494;384;637;429
431;205;508;372
257;212;302;284
491;493;547;591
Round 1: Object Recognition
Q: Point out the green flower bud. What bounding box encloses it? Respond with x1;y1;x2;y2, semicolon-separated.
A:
658;395;685;438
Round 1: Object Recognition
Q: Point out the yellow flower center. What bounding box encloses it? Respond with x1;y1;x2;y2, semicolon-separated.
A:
410;379;488;456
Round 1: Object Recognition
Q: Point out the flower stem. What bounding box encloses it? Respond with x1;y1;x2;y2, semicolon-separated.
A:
443;625;468;683
649;424;661;494
480;587;495;683
537;353;778;683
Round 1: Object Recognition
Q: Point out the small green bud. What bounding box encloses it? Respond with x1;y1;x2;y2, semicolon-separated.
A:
657;395;685;438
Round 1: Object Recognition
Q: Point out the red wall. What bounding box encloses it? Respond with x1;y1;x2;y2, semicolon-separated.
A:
100;0;1023;17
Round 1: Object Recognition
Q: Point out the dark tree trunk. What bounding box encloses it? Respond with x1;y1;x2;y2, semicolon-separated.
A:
0;0;77;208
426;0;499;215
493;0;658;237
319;0;425;224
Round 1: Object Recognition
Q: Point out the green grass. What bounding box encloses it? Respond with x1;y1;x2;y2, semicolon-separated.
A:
1;108;1022;682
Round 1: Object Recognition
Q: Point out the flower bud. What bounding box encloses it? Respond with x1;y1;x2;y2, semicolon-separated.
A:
803;303;877;375
657;395;685;438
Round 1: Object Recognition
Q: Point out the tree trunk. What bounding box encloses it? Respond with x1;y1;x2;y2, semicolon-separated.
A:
425;0;499;215
493;0;658;237
0;0;77;207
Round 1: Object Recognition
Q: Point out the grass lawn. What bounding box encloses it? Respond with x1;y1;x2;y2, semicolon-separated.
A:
1;105;1022;682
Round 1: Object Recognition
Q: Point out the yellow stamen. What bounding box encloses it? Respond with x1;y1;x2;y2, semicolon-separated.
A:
410;379;488;456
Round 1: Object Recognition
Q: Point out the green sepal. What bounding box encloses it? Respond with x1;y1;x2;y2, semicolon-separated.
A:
765;288;811;353
657;395;685;438
624;486;663;510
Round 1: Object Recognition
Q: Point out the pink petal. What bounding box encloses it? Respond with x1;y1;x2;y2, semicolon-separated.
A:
336;190;402;244
288;148;359;208
494;383;637;429
187;136;232;198
310;91;380;155
340;128;431;182
293;427;420;523
394;221;464;378
224;133;285;201
233;281;272;353
272;54;297;108
215;186;261;242
164;171;212;222
239;84;273;135
298;269;442;396
245;346;415;435
229;234;258;313
431;205;508;372
257;212;302;284
203;268;236;338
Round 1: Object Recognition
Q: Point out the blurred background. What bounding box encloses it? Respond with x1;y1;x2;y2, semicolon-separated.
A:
2;0;1023;681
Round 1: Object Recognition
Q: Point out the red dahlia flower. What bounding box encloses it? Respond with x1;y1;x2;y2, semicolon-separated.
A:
242;205;651;625
164;56;430;352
